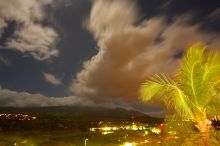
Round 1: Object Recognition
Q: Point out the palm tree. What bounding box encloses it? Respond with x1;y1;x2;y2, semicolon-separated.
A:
139;44;220;146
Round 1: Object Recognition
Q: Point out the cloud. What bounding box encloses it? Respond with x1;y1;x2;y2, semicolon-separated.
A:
70;0;220;104
0;55;11;66
207;7;220;21
0;0;59;60
0;87;149;111
43;72;62;86
0;87;93;107
161;0;173;9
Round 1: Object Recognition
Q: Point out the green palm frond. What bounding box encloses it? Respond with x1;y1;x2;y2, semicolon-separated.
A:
204;52;220;85
139;74;170;101
139;74;194;119
139;43;220;125
206;93;220;116
164;115;195;133
176;44;206;106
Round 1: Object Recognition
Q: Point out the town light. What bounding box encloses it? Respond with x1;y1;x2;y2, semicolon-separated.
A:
123;142;136;146
84;138;88;146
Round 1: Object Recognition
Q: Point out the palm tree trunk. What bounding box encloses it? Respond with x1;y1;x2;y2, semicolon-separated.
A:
201;132;211;146
195;119;212;146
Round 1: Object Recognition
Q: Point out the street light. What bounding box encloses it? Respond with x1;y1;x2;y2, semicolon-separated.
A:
85;138;88;146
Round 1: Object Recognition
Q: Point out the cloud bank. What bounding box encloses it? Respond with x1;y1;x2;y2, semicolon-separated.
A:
0;0;59;60
0;87;147;112
70;0;220;104
0;87;93;107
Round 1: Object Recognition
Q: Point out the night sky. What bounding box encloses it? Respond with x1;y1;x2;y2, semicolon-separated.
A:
0;0;219;115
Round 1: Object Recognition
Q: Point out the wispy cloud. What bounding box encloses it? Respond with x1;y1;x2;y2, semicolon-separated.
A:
160;0;173;9
207;7;220;20
0;0;59;60
0;55;11;67
43;72;62;86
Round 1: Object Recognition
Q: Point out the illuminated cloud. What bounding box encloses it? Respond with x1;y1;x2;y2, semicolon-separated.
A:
70;0;220;104
43;72;62;86
0;87;93;107
0;87;143;110
0;0;59;60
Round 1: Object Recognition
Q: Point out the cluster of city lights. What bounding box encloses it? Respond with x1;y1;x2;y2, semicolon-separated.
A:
120;139;150;146
90;122;164;136
90;122;148;133
121;142;137;146
150;127;161;134
0;113;37;121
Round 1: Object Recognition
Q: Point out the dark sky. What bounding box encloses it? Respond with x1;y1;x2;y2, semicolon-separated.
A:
0;0;95;97
0;0;219;113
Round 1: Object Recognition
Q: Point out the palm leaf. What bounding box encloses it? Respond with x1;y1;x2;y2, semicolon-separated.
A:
204;52;220;85
206;95;220;116
139;43;220;127
196;50;220;107
164;115;195;133
176;44;206;106
139;74;195;119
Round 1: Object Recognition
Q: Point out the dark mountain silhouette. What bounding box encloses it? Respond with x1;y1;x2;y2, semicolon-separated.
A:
0;106;163;122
